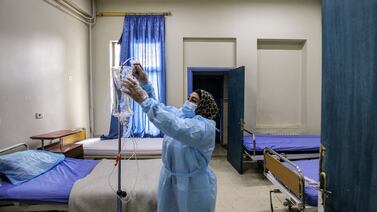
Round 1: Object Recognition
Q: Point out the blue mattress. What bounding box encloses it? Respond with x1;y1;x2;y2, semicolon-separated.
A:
284;159;319;206
0;158;97;203
243;135;320;152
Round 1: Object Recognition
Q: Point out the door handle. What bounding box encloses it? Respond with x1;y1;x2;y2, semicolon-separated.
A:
240;118;245;131
319;145;331;209
319;171;332;208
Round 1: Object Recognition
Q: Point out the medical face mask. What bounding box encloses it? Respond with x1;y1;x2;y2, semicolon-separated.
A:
181;101;197;118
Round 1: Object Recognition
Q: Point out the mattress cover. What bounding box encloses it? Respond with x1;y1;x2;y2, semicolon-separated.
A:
77;137;163;156
0;158;97;203
243;135;320;152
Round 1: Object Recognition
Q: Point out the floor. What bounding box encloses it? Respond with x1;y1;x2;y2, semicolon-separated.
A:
212;143;228;157
210;145;304;212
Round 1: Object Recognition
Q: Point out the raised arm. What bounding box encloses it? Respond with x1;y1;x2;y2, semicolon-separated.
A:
132;63;159;100
132;63;180;113
141;98;214;148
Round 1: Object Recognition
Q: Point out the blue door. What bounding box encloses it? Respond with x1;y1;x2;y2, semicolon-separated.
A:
321;0;377;211
227;66;245;174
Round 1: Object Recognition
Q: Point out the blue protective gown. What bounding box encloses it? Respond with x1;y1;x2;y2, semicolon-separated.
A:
140;82;217;212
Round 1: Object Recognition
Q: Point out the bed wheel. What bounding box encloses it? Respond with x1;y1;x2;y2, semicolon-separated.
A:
257;161;264;169
283;199;293;211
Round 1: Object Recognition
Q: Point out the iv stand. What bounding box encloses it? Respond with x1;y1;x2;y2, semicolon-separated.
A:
114;59;136;212
117;120;127;212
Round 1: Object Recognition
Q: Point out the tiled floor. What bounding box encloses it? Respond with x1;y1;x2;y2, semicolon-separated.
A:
210;152;306;212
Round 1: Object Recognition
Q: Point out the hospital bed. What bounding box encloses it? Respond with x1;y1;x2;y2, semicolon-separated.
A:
0;143;96;211
77;137;163;159
264;147;319;211
0;143;161;212
242;129;320;162
36;128;163;159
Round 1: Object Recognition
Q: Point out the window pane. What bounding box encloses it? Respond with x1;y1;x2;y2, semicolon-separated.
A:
114;42;120;67
134;42;161;69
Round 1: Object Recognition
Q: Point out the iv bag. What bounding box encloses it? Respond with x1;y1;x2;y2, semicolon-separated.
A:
112;65;133;123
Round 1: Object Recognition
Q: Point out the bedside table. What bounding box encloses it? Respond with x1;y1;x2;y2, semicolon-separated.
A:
31;129;84;158
44;143;83;159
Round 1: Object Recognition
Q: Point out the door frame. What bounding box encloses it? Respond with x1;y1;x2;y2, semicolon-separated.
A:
187;67;233;95
187;67;233;145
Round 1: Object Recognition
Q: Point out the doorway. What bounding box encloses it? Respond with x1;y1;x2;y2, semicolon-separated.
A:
188;67;245;170
187;67;231;146
193;74;224;143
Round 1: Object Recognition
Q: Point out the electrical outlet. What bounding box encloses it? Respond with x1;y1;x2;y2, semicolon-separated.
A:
35;113;44;119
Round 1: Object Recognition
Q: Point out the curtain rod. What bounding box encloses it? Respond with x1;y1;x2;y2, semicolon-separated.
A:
96;12;172;17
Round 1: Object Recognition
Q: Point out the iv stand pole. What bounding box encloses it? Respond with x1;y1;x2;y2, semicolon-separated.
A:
117;120;127;212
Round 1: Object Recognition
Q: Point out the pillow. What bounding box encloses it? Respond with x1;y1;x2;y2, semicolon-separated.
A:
0;150;65;185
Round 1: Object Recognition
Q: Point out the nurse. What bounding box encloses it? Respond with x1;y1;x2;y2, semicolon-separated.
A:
122;63;218;212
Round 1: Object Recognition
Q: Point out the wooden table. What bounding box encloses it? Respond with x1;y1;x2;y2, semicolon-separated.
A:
30;129;82;150
30;129;84;158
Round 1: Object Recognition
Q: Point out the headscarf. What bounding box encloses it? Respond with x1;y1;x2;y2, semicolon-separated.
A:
193;89;219;120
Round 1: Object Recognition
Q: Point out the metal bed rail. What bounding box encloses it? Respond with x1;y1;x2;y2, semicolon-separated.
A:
0;143;28;155
243;128;256;157
0;202;67;212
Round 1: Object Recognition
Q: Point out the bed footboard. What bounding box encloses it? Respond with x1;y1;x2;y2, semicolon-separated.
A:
263;147;306;210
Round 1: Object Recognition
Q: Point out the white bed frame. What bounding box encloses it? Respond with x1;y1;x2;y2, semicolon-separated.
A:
0;201;67;212
77;137;163;159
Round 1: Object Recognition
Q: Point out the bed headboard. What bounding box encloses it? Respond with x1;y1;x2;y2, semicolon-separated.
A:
0;143;29;156
61;128;86;145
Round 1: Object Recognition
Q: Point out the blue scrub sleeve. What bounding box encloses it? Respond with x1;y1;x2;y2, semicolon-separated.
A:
140;81;156;99
140;81;179;114
141;98;209;147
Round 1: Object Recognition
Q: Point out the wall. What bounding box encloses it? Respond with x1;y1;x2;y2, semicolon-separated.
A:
93;0;322;136
256;40;308;134
71;0;92;15
0;0;91;149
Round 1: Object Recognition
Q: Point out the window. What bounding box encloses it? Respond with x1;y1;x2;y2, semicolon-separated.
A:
109;40;163;137
110;41;121;108
109;41;162;102
110;40;121;67
111;41;161;68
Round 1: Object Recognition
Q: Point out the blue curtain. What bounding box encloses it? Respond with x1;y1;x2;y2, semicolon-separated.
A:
102;15;165;139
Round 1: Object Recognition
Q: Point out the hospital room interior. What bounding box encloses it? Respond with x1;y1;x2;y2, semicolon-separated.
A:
0;0;376;211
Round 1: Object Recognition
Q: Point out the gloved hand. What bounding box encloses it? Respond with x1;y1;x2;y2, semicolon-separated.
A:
121;77;148;104
132;63;148;84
